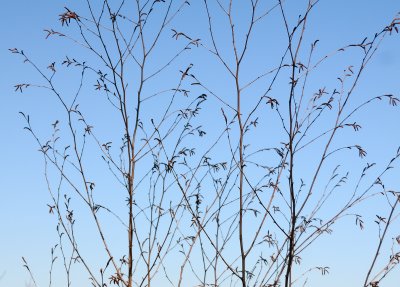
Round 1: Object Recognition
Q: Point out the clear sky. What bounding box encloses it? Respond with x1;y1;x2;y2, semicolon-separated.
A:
1;1;400;287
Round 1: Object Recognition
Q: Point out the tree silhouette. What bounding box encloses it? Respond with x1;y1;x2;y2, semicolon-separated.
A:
10;1;400;286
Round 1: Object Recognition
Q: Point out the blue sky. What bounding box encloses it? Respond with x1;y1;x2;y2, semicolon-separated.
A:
1;1;400;286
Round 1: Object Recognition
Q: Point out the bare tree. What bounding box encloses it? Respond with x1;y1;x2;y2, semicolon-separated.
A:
11;1;400;287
